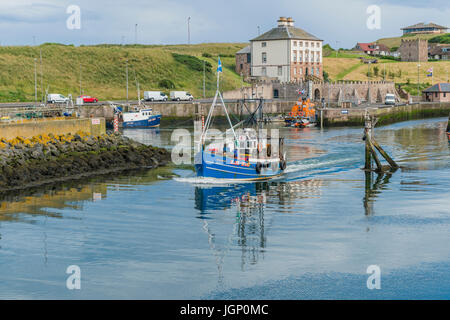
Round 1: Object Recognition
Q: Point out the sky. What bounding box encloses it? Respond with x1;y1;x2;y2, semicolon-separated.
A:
0;0;449;48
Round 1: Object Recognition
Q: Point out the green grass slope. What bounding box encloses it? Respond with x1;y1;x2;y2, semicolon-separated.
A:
0;43;247;102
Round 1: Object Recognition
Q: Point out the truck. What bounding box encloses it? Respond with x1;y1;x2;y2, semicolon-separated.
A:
385;93;396;105
47;94;70;104
170;91;194;101
144;91;168;102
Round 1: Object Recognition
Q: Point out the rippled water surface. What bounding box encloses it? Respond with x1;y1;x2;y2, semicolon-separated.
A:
0;117;449;299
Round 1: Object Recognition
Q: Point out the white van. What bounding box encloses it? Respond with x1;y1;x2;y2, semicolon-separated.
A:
144;91;168;101
170;91;194;101
47;94;70;104
385;93;396;105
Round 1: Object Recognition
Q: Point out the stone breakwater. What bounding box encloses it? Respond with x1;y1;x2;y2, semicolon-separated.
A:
0;132;170;192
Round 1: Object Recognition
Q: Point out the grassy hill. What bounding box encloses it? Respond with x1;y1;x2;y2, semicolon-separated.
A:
376;33;450;50
0;43;247;102
324;57;449;82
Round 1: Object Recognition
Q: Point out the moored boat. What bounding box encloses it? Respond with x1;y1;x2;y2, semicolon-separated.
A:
122;107;161;128
284;97;317;128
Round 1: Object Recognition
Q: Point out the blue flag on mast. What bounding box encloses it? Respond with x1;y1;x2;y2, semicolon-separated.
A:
217;57;223;73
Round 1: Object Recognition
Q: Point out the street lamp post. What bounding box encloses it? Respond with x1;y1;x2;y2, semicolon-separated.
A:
187;17;191;45
126;60;129;104
135;24;138;44
79;64;82;96
417;64;421;99
34;58;37;105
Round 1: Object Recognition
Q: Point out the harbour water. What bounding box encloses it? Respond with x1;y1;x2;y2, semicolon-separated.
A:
0;117;449;299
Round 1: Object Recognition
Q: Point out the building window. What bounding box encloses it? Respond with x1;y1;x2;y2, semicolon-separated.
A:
278;66;282;76
299;52;303;62
240;63;243;70
262;52;267;63
293;41;297;46
261;67;266;76
299;41;303;47
262;42;267;47
246;53;251;63
444;93;446;97
305;42;309;47
293;51;297;62
317;67;320;75
299;67;303;74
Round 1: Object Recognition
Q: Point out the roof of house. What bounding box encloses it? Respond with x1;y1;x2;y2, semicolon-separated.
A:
423;83;450;93
251;26;321;42
373;43;390;52
236;45;251;54
428;43;450;55
355;43;375;52
401;22;448;30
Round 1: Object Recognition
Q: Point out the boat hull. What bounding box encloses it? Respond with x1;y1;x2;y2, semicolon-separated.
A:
123;115;161;128
195;152;284;181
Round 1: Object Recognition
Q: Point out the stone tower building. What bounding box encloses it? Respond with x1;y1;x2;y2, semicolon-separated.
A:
399;39;428;62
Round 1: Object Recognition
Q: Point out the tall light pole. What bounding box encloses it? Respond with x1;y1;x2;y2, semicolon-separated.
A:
187;17;191;45
417;64;421;99
39;48;43;102
34;58;37;105
203;60;206;99
126;60;129;103
367;61;371;104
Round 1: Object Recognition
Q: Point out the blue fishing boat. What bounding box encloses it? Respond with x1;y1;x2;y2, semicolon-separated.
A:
122;108;161;128
194;57;287;181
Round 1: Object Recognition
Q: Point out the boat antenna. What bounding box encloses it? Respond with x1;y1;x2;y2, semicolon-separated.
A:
201;56;238;145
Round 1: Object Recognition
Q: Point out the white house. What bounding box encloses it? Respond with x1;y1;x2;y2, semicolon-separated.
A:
250;17;323;82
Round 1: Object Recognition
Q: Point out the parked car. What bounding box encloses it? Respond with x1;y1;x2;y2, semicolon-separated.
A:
385;93;396;105
47;94;70;104
144;91;168;101
170;91;194;101
79;95;99;103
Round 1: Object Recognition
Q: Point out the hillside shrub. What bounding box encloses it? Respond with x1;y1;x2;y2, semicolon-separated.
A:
158;79;175;89
172;53;212;72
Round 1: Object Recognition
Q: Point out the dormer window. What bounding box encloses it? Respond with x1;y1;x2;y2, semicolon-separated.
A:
262;42;267;47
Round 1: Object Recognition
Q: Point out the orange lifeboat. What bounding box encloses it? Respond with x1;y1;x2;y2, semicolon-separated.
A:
284;97;316;127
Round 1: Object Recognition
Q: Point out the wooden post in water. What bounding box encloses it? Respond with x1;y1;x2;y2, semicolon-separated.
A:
364;112;372;170
371;138;398;169
363;110;398;172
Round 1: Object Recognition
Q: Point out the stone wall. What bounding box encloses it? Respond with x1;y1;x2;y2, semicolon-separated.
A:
0;118;105;140
321;102;450;126
271;80;398;104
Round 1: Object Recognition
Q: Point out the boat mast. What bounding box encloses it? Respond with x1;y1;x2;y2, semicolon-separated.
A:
201;57;238;146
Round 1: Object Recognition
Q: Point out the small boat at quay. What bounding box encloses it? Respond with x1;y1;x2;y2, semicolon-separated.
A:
284;97;317;128
122;107;161;128
195;58;287;181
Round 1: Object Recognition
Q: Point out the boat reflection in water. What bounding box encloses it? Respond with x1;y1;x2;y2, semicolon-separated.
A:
194;178;326;278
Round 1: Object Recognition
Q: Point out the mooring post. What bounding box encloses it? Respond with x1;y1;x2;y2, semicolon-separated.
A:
364;112;372;170
368;138;382;172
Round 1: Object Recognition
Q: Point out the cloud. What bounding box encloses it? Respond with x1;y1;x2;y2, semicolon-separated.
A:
0;0;448;47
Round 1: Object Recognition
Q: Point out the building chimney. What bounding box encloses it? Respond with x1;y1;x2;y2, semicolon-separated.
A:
278;17;288;27
287;17;294;26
